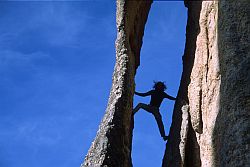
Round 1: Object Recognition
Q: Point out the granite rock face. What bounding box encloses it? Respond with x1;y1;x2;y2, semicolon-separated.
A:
163;0;250;167
82;1;152;167
82;0;249;167
213;0;250;166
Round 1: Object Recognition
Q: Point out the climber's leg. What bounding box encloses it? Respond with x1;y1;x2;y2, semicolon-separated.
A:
133;103;152;115
152;111;167;140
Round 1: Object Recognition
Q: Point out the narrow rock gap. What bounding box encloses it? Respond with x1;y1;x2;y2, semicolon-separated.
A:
163;1;203;167
131;2;186;167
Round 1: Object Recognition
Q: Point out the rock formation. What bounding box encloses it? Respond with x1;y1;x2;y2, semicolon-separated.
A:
82;1;152;166
82;0;249;167
163;1;250;166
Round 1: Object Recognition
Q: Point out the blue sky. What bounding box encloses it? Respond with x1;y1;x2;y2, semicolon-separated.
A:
0;1;186;167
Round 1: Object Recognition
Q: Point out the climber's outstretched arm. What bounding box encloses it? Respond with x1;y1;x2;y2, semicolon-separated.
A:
164;93;177;100
134;90;152;97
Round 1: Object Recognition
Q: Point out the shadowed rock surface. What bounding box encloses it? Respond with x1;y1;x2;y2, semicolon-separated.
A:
82;0;249;167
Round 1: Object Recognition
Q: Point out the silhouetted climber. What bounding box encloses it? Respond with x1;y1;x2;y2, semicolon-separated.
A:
133;81;176;141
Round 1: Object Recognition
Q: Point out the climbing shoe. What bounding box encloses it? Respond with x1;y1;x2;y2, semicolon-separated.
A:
163;136;168;141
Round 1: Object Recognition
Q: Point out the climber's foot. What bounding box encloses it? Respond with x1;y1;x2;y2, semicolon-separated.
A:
163;136;168;141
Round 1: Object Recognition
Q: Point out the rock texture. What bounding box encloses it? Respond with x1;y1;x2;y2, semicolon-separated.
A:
213;0;250;166
163;0;250;167
82;1;152;167
83;0;249;167
163;1;219;166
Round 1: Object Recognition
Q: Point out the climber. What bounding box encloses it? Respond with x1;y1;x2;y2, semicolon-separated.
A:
133;81;176;141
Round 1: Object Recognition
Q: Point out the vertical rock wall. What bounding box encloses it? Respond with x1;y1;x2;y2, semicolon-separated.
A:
214;0;250;166
82;1;152;167
163;1;205;166
163;0;249;167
